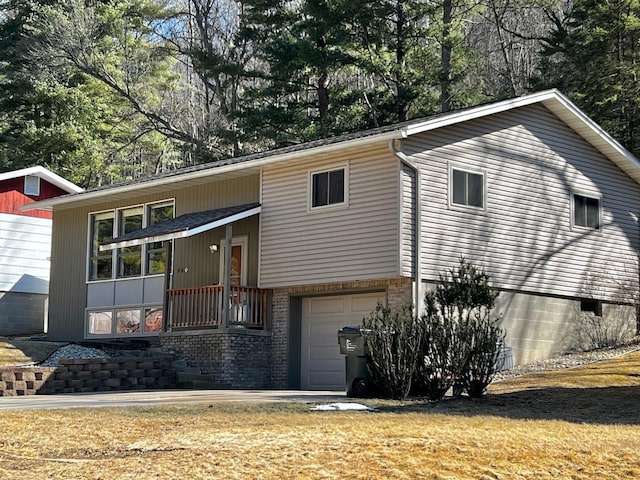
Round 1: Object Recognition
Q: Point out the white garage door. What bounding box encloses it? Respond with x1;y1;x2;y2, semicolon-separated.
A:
300;292;384;390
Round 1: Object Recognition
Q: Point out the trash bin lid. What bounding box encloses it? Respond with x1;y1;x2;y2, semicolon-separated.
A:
339;326;361;334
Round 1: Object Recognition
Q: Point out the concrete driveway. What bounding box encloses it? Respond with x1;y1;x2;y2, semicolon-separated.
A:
0;390;347;410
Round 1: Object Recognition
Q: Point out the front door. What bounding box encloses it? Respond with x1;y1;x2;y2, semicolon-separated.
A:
219;236;248;286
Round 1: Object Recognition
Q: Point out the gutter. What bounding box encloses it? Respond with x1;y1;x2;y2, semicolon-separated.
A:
389;139;422;314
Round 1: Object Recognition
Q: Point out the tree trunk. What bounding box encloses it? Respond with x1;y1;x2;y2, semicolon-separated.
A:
396;0;408;122
318;70;330;120
489;0;517;97
440;0;453;112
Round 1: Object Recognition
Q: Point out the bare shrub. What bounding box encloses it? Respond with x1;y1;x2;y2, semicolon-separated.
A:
459;314;506;398
413;307;469;400
574;308;635;351
574;265;638;351
417;258;505;400
362;304;426;400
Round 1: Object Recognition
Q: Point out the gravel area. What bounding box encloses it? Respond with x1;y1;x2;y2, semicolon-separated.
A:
39;344;111;366
494;340;640;382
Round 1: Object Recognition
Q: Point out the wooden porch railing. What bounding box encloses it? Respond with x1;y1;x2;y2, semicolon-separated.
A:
166;285;269;330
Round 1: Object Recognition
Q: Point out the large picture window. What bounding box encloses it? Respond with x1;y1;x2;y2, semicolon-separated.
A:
89;212;115;280
117;207;143;277
88;200;174;281
146;202;174;274
573;194;600;230
311;168;346;208
451;167;485;209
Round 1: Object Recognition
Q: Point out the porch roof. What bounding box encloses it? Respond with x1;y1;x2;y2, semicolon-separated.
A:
100;202;261;250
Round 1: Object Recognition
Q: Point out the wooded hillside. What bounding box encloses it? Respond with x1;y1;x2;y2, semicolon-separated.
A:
0;0;636;188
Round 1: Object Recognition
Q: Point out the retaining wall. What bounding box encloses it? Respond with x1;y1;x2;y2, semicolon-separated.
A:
0;356;177;396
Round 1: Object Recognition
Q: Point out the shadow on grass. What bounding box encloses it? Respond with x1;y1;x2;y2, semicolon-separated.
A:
373;385;640;425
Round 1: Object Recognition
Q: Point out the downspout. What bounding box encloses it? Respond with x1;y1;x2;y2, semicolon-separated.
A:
389;139;422;314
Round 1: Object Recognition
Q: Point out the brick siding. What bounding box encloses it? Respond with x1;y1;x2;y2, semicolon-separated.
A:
160;329;272;388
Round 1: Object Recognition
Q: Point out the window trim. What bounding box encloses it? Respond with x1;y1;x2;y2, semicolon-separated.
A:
86;199;175;282
308;164;349;211
448;164;487;212
571;191;602;231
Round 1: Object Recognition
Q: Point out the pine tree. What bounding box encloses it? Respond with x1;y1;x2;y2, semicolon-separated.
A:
535;0;640;156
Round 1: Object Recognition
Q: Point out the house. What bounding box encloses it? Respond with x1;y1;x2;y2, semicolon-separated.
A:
0;166;82;335
24;89;640;390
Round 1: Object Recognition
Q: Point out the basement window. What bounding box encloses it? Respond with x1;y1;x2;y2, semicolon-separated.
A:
580;298;602;317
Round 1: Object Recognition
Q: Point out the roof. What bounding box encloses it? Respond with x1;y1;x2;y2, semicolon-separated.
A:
0;166;83;194
23;89;640;211
100;203;261;250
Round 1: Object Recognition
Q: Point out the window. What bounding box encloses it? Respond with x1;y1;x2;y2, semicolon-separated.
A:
116;309;141;334
88;200;174;281
573;194;600;230
89;212;115;280
87;311;113;335
146;202;174;275
581;298;602;317
311;168;345;208
87;305;163;337
24;175;40;196
451;167;484;209
117;207;143;277
144;307;163;332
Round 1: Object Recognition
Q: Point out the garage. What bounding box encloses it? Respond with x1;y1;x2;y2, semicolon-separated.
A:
300;292;385;390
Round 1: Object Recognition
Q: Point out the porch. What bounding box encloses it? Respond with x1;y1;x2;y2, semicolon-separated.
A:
165;284;270;330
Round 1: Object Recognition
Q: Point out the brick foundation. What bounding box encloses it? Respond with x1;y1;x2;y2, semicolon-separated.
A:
0;356;176;396
160;329;272;388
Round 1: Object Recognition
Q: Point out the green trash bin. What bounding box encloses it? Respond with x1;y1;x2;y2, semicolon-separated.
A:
337;326;370;398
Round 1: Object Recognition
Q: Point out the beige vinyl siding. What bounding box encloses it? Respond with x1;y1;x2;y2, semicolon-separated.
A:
405;104;640;301
399;165;415;277
260;144;400;288
48;175;260;341
172;215;259;289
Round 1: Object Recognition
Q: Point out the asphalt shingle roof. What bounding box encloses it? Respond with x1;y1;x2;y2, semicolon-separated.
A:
101;202;260;247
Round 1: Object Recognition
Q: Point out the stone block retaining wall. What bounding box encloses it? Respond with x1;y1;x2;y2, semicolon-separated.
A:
0;356;176;396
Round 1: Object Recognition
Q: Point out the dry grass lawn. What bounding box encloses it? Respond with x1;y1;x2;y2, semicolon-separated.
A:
0;337;66;366
1;352;640;479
